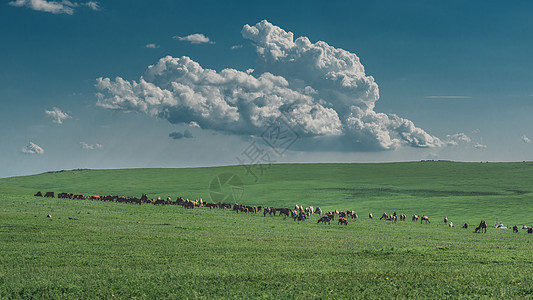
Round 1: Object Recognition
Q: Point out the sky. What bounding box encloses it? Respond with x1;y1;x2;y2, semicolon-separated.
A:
1;0;533;178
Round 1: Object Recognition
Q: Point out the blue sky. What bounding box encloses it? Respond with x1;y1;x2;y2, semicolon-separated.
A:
1;0;533;178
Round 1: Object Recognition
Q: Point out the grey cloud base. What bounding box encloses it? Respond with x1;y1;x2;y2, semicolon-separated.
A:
96;20;442;151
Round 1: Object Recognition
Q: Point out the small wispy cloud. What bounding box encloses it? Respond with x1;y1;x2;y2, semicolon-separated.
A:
425;96;472;99
169;129;194;140
522;135;532;144
80;142;102;150
22;142;44;154
445;132;471;146
231;44;243;50
45;107;71;124
9;0;99;15
173;33;214;44
145;43;160;49
474;143;487;149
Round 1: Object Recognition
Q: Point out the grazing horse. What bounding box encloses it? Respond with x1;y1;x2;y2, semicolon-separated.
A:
34;191;43;197
351;212;359;220
513;225;519;233
369;212;373;220
380;212;389;220
448;222;454;228
462;223;469;229
315;207;322;216
399;214;406;221
338;217;348;225
412;214;419;222
44;192;54;198
475;220;487;233
421;216;430;224
444;216;448;224
317;216;331;225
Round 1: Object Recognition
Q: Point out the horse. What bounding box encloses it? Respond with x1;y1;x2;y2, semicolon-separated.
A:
513;225;518;233
444;216;448;224
421;216;430;224
449;222;454;228
338;217;348;225
380;212;389;220
369;212;373;219
34;191;43;197
412;214;419;222
462;223;469;229
399;213;406;221
317;216;331;225
475;220;487;233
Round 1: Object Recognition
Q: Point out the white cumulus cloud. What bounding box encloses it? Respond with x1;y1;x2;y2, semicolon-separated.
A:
80;142;102;150
22;142;44;154
96;20;442;151
9;0;99;14
45;107;71;124
522;135;531;144
173;33;214;44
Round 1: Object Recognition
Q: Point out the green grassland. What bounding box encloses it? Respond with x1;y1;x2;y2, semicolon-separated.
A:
1;162;533;299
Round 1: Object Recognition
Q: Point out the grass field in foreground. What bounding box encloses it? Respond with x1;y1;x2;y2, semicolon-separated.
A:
1;162;533;298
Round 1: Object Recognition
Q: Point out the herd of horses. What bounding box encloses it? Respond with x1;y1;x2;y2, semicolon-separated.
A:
33;191;533;234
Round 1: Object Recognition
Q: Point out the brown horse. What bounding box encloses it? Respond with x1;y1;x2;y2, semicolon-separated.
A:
475;220;487;233
421;216;430;224
338;217;348;225
412;214;419;222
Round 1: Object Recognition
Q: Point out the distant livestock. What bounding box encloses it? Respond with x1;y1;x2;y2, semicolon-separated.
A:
317;216;331;225
338;217;348;225
475;220;487;233
44;192;54;198
528;228;533;234
449;222;454;228
462;223;469;229
412;214;420;222
421;216;430;224
513;225;518;233
34;191;42;197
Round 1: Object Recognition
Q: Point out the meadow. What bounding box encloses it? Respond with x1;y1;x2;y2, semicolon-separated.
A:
1;162;532;299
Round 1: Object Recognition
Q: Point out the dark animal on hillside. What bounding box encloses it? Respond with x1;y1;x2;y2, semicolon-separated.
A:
338;217;348;225
462;223;469;229
44;192;54;198
474;220;487;233
276;208;290;217
380;212;388;220
315;206;322;216
399;213;406;221
351;212;359;220
47;214;52;218
513;225;518;233
34;191;42;197
412;214;419;222
448;222;454;228
369;212;373;219
326;212;335;221
528;228;533;234
317;216;331;225
444;216;448;224
421;216;430;224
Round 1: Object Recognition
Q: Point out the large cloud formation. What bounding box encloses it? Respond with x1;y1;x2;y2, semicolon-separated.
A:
96;20;442;151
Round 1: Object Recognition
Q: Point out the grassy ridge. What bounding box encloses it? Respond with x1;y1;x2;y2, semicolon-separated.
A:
1;162;533;298
2;162;532;224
